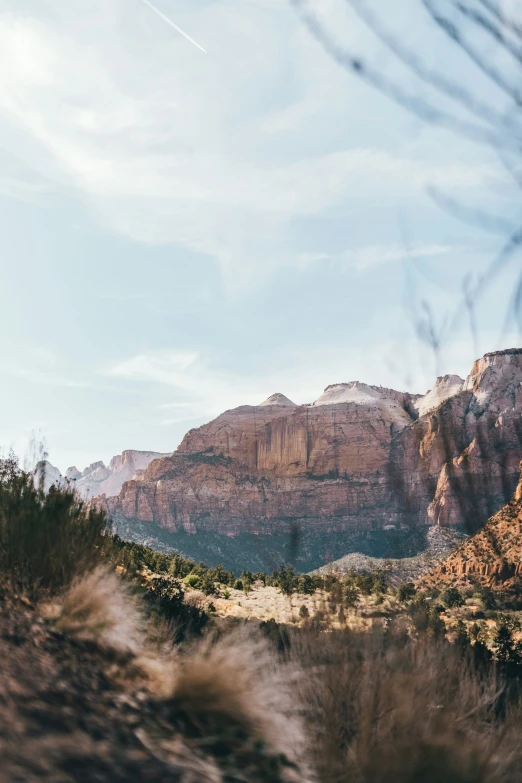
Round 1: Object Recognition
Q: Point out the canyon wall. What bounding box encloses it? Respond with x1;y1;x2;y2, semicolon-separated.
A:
102;349;522;546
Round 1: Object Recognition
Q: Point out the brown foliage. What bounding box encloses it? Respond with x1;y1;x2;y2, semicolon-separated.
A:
292;623;522;783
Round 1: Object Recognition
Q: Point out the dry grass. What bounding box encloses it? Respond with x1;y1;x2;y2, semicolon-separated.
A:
54;567;145;655
205;584;332;625
163;629;309;783
17;566;522;782
292;623;522;783
38;569;309;781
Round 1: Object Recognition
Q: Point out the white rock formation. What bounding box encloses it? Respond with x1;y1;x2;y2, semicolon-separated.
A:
66;450;170;499
32;461;65;493
414;374;464;417
313;381;414;429
463;348;522;413
259;393;297;407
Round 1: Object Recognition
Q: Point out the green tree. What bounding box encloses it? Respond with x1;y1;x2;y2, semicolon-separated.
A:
397;582;416;602
356;573;374;596
240;570;253;593
442;587;465;609
343;581;360;608
200;572;218;596
272;566;299;596
479;587;497;610
371;568;387;595
493;623;521;665
298;574;315;595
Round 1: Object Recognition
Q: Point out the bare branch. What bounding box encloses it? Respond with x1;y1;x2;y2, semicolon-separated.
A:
348;0;513;130
291;0;520;148
496;146;522;190
455;1;522;68
446;226;522;340
477;0;522;43
426;185;520;234
422;0;522;106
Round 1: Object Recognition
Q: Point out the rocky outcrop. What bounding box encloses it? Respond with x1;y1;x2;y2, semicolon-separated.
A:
32;461;65;494
101;349;522;549
414;375;464;417
35;451;171;500
420;462;522;589
393;349;522;532
71;451;171;499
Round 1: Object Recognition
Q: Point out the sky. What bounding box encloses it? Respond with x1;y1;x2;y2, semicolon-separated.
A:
0;0;520;472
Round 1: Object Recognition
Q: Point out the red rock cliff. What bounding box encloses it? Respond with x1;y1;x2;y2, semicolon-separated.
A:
420;462;522;589
102;349;522;538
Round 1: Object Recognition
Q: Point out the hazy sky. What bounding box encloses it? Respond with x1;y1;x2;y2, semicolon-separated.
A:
0;0;520;471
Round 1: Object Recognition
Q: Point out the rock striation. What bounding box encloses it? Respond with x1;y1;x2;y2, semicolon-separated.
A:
101;349;522;551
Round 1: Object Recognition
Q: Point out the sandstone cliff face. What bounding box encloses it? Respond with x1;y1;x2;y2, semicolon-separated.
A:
102;349;522;542
394;350;522;531
421;462;522;589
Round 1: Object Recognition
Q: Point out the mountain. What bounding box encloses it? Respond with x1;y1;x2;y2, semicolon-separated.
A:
35;451;170;500
99;349;522;572
33;461;66;494
420;462;522;590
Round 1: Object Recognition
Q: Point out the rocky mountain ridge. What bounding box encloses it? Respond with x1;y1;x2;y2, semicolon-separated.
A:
98;348;522;571
35;450;170;499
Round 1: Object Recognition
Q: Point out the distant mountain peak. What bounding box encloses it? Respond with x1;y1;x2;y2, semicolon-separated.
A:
259;393;297;407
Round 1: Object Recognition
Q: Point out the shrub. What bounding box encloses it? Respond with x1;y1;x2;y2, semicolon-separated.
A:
343;581;360;607
259;618;291;654
442;587;465;609
356;573;375;596
0;454;108;598
234;579;244;591
272;566;299;596
297;574;315;595
143;574;208;643
299;604;309;619
183;574;201;589
397;582;416;602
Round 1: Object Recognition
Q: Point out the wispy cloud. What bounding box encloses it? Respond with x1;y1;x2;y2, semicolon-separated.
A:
297;242;469;271
0;3;501;292
109;351;200;386
139;0;207;54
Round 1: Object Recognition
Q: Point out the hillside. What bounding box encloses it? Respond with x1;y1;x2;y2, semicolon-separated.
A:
421;462;522;589
313;525;469;586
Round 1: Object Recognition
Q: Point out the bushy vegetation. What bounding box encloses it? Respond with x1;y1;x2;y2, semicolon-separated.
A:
0;453;109;598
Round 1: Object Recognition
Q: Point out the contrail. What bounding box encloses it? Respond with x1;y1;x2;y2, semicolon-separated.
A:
140;0;207;54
